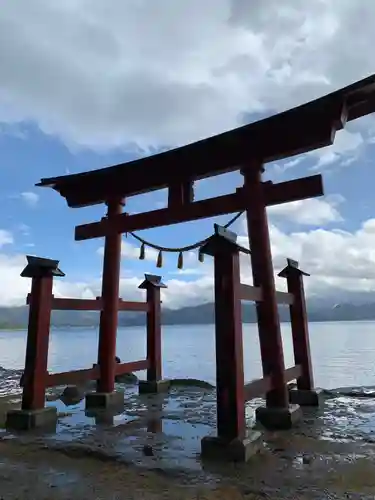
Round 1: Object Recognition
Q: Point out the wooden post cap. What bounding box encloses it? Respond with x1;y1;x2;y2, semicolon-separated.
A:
278;258;310;278
20;255;65;278
138;274;167;289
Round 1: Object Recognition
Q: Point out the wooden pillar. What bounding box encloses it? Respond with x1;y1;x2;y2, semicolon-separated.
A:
97;198;124;393
20;256;64;410
138;274;166;383
200;226;245;441
241;164;289;408
279;259;314;391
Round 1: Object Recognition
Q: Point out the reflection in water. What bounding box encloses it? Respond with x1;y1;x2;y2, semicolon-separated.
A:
85;405;125;426
146;397;163;434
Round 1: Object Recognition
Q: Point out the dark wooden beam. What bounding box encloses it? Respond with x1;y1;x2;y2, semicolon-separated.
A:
239;284;262;302
243;364;302;402
37;75;375;208
284;364;302;383
38;118;333;208
40;73;375;210
240;284;294;305
45;359;149;388
46;366;99;387
115;359;150;375
244;376;272;401
75;174;324;240
26;294;149;312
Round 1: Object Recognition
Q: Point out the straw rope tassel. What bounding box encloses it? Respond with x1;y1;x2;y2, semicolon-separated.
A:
156;250;163;268
139;243;145;260
198;248;204;263
177;252;183;269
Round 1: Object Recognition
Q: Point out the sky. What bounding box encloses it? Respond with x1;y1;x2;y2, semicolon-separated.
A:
1;0;375;309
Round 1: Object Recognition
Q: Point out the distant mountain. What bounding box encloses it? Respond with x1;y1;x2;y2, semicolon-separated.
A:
1;300;375;328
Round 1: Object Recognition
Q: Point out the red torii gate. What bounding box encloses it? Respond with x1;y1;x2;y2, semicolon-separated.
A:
6;75;375;460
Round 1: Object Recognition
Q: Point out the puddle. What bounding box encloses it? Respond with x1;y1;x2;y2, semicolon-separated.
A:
3;376;375;481
114;418;213;472
318;396;375;443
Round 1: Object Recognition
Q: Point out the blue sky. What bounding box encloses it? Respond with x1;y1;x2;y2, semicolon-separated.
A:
1;120;374;294
1;1;375;308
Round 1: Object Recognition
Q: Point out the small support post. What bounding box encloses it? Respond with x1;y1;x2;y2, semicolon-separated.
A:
6;256;64;431
279;259;320;406
200;225;262;462
241;164;302;429
138;274;169;394
86;198;125;410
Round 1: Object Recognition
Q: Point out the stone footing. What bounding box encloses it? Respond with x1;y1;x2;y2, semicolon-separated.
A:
6;406;57;431
256;404;302;430
138;379;170;394
85;389;124;410
201;432;263;462
289;388;321;407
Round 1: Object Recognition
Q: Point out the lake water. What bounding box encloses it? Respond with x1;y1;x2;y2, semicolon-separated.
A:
0;321;374;391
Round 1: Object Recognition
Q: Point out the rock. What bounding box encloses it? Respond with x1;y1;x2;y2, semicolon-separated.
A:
168;378;215;389
93;358;138;384
45;393;60;402
115;372;138;384
114;356;138;383
59;385;85;406
302;455;313;464
143;445;154;456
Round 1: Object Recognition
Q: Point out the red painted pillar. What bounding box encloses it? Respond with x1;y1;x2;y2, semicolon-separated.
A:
200;226;245;440
20;256;64;410
242;164;289;408
97;198;124;393
279;259;314;391
138;274;166;383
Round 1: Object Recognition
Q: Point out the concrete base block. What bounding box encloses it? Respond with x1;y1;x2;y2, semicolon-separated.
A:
6;406;57;431
85;389;124;410
289;388;321;407
256;404;302;430
201;431;263;462
138;379;170;394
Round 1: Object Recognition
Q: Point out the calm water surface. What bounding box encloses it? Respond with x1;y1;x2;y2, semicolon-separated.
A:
0;321;374;390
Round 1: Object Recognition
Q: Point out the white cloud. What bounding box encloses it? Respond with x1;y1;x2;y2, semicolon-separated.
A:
0;254;32;306
4;211;375;308
0;230;13;248
101;216;375;307
273;128;366;174
171;268;207;276
268;195;344;225
310;129;364;169
20;192;39;207
0;1;374;160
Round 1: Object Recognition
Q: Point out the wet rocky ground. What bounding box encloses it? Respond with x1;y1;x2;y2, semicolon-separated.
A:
1;372;375;498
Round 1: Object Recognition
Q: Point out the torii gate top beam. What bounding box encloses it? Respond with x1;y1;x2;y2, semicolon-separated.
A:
37;75;375;209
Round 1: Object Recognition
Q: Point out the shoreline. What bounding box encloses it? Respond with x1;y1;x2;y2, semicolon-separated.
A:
2;317;375;331
1;386;375;498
